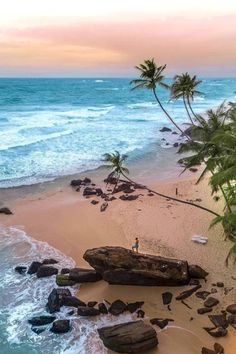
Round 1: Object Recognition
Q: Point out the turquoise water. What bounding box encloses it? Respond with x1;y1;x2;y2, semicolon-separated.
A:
0;78;235;187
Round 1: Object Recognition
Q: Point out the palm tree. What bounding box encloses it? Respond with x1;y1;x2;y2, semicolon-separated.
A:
103;151;129;191
130;59;189;138
103;151;220;217
171;73;203;124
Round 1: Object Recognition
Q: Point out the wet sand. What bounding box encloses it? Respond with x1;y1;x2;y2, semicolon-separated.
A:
1;174;236;354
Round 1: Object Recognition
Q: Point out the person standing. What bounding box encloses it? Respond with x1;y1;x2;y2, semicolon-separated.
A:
132;237;139;253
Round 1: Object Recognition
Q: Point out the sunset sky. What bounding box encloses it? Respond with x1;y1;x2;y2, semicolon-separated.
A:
0;0;236;77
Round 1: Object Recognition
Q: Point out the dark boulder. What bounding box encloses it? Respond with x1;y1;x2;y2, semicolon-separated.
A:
50;320;71;334
77;306;100;316
98;320;158;353
189;279;200;286
96;188;103;196
69;268;102;283
204;327;227;338
214;343;225;354
189;168;198;173
119;195;139;201
42;258;58;265
173;143;179;148
100;202;108;212
37;265;58;278
27;261;42;275
98;303;108;314
109;300;127;316
188;265;208;279
204;297;219;308
83;187;97;196
228;314;236;327
15;266;27;274
126;302;144;313
56;274;76;287
226;304;236;314
162;292;173;305
201;348;216;354
60;268;70;274
87;301;97;308
195;291;211;300
197;307;213;315
176;285;202;301
47;288;71;313
83;246;190;286
28;315;56;326
91;200;99;205
208;314;228;328
216;282;224;288
160;127;172;132
0;207;12;215
150;318;171;329
104;176;118;185
113;183;134;194
71;179;83;187
61;296;86;308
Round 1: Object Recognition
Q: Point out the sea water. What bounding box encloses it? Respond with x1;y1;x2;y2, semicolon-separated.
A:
0;78;235;188
0;227;135;354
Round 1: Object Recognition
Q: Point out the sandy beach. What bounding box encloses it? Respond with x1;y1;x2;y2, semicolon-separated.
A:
1;172;236;354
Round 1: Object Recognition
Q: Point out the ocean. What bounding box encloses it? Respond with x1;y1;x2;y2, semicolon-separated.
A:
0;78;235;353
0;78;235;188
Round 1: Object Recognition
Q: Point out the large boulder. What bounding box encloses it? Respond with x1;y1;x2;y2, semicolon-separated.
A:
69;268;102;283
27;261;42;275
188;264;208;279
77;306;100;316
61;296;86;308
0;207;13;215
56;274;76;287
83;247;190;286
50;320;71;334
108;300;127;316
37;265;58;278
47;288;71;313
98;320;158;353
15;266;27;275
28;315;56;326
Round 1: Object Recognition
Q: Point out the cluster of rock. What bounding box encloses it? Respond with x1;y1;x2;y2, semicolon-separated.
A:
0;207;13;215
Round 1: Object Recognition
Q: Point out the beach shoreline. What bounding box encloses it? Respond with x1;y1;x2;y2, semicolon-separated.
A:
1;170;236;353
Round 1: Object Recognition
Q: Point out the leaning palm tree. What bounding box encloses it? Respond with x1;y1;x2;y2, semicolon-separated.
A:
171;73;203;124
130;59;188;138
103;151;220;217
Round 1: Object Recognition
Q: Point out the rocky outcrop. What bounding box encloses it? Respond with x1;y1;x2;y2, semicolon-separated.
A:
83;247;190;286
28;316;56;326
226;304;236;314
69;268;102;283
108;300;127;316
56;274;76;287
50;320;71;334
98;320;158;353
37;265;58;278
61;296;86;308
47;288;71;313
77;306;100;316
0;207;13;215
188;264;209;279
15;266;27;274
160;127;172;132
42;258;58;265
204;297;219;308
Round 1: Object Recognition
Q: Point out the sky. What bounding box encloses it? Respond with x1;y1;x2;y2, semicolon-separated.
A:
0;0;236;77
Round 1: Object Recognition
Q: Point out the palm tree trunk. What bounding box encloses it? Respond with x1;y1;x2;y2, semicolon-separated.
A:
183;95;194;124
187;97;203;126
121;172;220;217
152;89;191;140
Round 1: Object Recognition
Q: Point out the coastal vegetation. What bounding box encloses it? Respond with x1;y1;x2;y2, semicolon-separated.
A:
110;59;236;263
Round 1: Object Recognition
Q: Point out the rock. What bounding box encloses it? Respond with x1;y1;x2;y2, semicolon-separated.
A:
226;304;236;314
37;266;58;278
15;266;27;274
84;246;190;286
61;268;70;274
216;282;224;288
0;207;13;215
172;131;178;135
189;279;200;286
50;320;71;334
67;310;75;316
224;287;233;295
109;300;127;316
195;291;211;300
208;314;228;328
98;320;158;353
228;314;236;326
83;187;97;196
176;285;202;301
95;188;103;196
211;288;218;294
69;268;102;283
61;296;86;308
204;327;227;338
197;307;213;315
77;306;100;316
137;309;145;318
160;127;172;132
83;177;91;184
162;292;173;305
56;274;76;287
42;258;58;265
204;297;219;308
119;195;139;201
87;301;97;308
27;261;42;275
98;303;108;314
71;179;82;187
104;176;118;185
147;193;154;196
173;143;179;148
201;348;216;354
76;187;81;192
100;202;108;212
150;318;169;329
126;302;144;313
189;168;198;173
113;183;134;194
47;288;71;313
188;265;208;279
28;315;56;326
214;343;225;354
91;200;99;205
